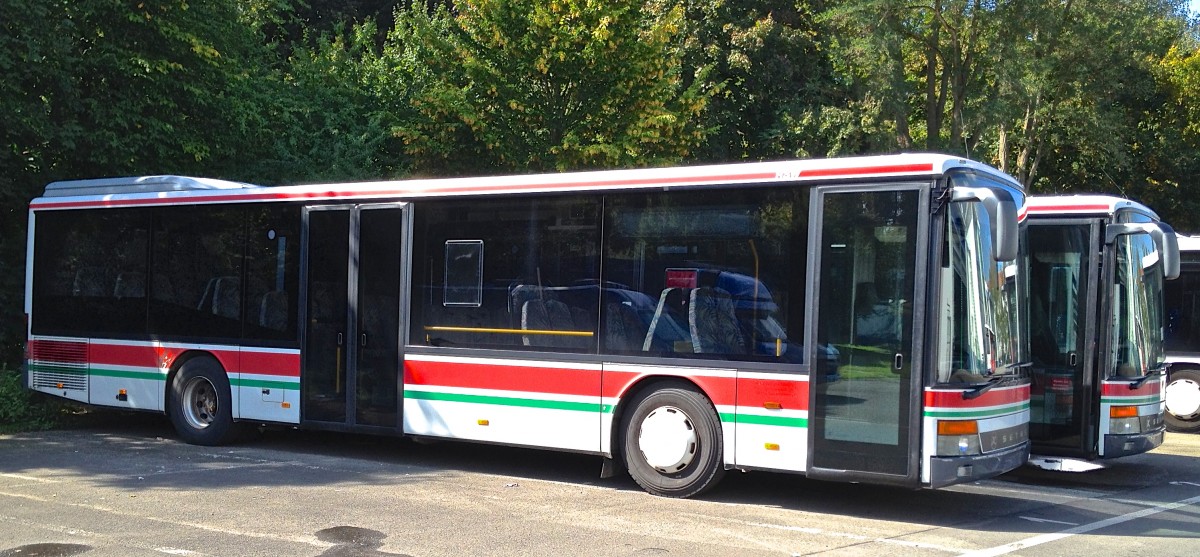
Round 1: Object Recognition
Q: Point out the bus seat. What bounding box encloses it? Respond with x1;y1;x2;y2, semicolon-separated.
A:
605;302;646;352
521;298;574;347
258;290;289;331
212;276;240;319
643;288;685;352
72;267;110;297
113;272;146;299
689;287;745;355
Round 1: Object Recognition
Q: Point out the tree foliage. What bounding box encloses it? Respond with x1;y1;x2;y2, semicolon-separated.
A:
381;0;711;173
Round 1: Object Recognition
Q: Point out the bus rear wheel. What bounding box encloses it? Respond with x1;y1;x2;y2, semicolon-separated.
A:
621;384;725;498
169;357;238;446
1165;369;1200;433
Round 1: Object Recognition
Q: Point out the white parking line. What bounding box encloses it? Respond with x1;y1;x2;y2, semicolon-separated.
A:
958;493;1200;557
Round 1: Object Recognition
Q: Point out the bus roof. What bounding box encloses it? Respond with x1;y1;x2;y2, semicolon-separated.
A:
1023;194;1159;220
1176;234;1200;252
30;153;1022;211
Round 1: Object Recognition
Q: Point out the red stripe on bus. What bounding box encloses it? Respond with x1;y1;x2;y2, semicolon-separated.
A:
735;377;809;411
924;384;1030;408
404;359;600;398
1101;380;1161;396
600;369;737;406
29;162;952;211
238;350;301;377
800;163;934;177
88;342;241;372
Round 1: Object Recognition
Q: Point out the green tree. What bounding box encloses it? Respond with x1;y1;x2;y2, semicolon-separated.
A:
678;0;844;161
0;0;283;366
382;0;711;173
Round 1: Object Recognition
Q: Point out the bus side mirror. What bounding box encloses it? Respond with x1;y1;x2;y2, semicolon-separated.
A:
952;187;1019;262
1105;222;1180;280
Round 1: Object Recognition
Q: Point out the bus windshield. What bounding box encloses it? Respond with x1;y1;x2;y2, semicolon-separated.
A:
938;197;1026;383
1110;233;1166;378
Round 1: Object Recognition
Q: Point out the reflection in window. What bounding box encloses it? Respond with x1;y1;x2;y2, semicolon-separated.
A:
1110;234;1166;378
444;240;484;307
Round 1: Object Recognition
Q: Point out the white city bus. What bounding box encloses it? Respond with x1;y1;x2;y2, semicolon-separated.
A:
25;154;1030;497
1022;195;1177;461
1164;234;1200;432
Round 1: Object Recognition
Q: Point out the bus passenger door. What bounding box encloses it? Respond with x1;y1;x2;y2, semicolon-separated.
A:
303;204;408;430
808;187;924;484
1026;222;1097;457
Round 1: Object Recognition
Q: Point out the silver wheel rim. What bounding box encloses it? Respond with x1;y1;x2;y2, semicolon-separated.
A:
638;405;697;473
1166;378;1200;419
181;376;218;430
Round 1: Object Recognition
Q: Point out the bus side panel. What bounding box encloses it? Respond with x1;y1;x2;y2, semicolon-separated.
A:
921;384;1030;485
403;354;603;453
1098;377;1165;457
87;340;167;411
732;372;808;472
235;348;301;424
600;364;737;466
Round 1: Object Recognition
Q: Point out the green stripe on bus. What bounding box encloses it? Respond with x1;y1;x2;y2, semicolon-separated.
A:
89;367;165;381
721;412;808;428
27;364;87;375
232;378;300;391
924;402;1030;419
1100;396;1160;405
404;389;605;413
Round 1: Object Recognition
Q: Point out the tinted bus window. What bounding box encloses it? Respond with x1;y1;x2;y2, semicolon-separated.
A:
602;187;809;363
411;196;602;352
149;205;246;340
243;204;301;343
31;208;149;336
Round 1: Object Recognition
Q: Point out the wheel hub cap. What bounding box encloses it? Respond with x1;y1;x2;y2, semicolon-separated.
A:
1166;378;1200;419
638;406;697;473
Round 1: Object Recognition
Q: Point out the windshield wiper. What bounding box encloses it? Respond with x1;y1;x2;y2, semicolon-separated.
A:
963;376;1006;400
1130;370;1163;390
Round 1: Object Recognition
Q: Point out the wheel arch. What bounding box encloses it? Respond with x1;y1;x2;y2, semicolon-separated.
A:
608;374;727;463
163;350;233;414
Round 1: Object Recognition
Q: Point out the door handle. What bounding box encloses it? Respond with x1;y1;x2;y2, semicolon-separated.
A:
361;333;368;347
894;353;904;371
337;332;344;346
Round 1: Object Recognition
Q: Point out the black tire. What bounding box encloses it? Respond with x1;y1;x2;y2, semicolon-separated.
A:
168;357;239;446
621;383;725;498
1165;369;1200;433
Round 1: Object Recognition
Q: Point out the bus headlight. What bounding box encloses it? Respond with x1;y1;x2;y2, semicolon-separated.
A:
937;420;982;456
1109;406;1142;434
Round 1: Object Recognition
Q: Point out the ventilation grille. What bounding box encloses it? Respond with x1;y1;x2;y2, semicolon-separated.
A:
29;340;88;391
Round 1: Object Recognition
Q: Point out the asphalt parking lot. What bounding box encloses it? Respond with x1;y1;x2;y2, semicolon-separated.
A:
1;413;1199;557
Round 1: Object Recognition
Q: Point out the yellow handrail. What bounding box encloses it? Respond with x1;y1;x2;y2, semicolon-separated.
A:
425;325;594;337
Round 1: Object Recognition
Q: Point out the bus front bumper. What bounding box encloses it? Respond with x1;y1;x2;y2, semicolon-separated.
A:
928;441;1030;488
1103;428;1164;459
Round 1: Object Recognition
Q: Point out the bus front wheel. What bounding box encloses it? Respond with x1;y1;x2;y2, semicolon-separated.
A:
1165;369;1200;433
169;357;238;446
621;384;725;498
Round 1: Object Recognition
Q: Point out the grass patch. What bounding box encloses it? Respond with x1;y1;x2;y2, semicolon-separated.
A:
833;344;900;380
0;365;85;433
